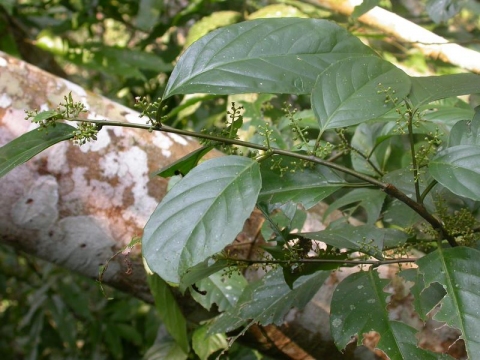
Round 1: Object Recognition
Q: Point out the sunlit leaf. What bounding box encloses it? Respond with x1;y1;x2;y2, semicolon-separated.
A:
0;123;75;178
143;156;261;284
164;18;375;98
417;247;480;357
312;56;411;132
429;145;480;201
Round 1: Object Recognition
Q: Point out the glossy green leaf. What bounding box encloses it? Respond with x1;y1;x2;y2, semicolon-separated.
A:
209;268;330;334
0;123;75;178
259;158;344;209
192;324;228;359
143;156;261;284
409;74;480;107
312;56;411;132
417;247;480;358
190;271;247;312
323;188;387;224
147;273;190;353
449;107;480;146
156;146;213;177
331;270;448;359
300;224;384;259
429;145;480;201
164;18;375;98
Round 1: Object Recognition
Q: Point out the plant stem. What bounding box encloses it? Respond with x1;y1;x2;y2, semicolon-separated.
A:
67;118;459;247
224;256;417;266
406;102;422;204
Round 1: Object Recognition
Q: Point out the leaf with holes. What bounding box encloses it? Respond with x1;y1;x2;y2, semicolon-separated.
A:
143;156;261;284
417;247;480;358
330;270;450;359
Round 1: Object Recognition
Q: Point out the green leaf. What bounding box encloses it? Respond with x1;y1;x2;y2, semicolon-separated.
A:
163;18;375;98
409;74;480;107
180;259;230;290
116;323;143;346
136;0;163;32
259;158;344;209
143;156;261;284
300;224;385;259
352;0;379;18
144;334;188;360
429;145;480;201
323;188;387;224
185;11;242;48
331;270;448;359
156;146;213;177
192;324;228;359
312;56;411;132
209;268;330;334
400;268;446;321
190;271;247;312
350;122;389;176
449;107;480;146
426;0;461;23
0;123;76;178
416;247;480;358
147;273;190;353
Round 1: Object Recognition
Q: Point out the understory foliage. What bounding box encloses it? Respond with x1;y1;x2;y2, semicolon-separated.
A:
3;0;480;359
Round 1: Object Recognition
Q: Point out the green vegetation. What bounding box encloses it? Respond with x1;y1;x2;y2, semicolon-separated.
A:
2;0;480;358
